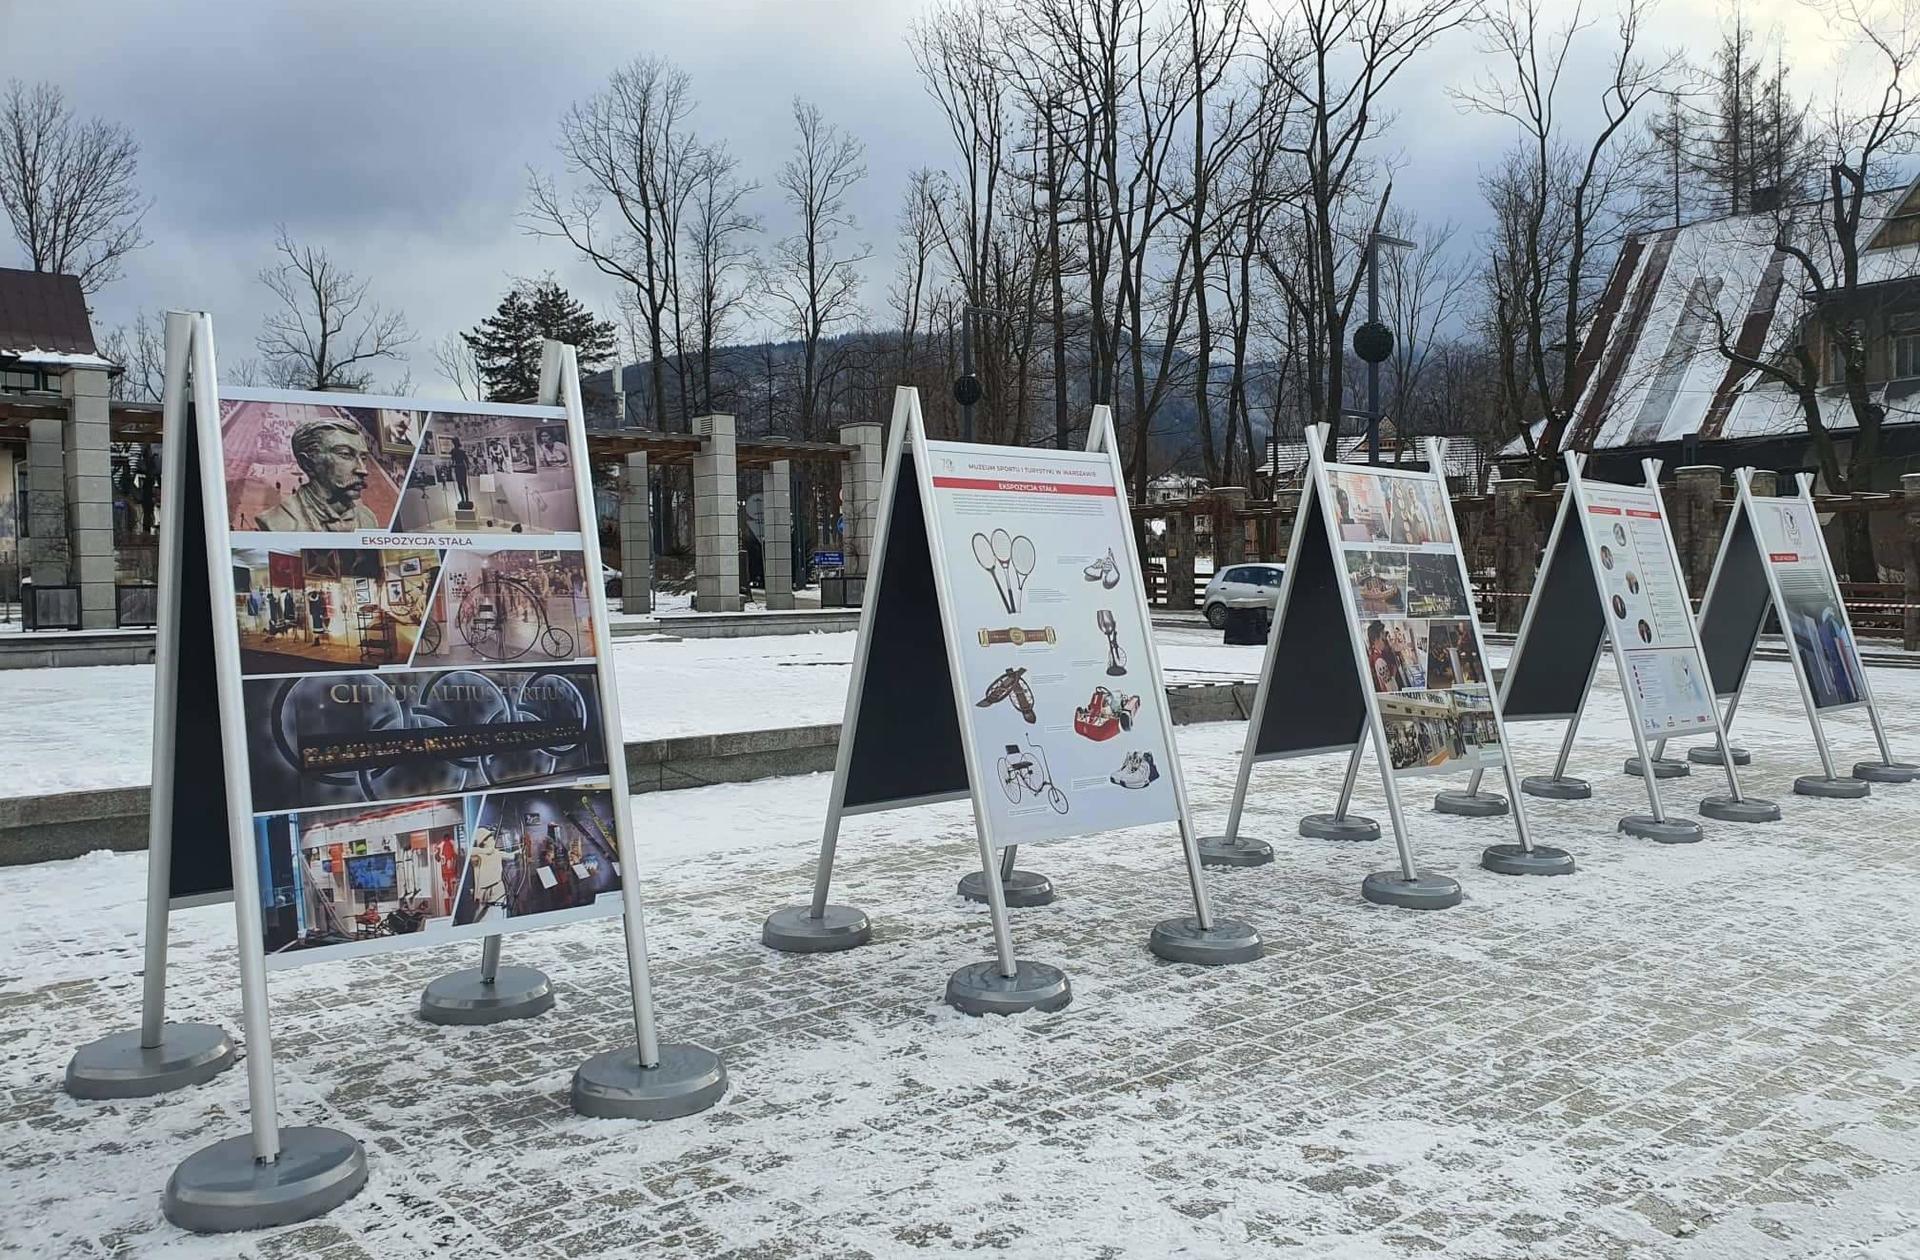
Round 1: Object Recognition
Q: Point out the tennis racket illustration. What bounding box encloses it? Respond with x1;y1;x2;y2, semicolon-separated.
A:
971;529;1018;612
1007;534;1036;611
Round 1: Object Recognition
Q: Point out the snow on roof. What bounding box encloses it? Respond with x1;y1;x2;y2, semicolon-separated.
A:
1554;181;1920;453
8;348;114;370
1265;431;1487;487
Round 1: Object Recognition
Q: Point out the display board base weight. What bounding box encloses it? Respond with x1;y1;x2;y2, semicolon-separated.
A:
1433;790;1509;818
1855;760;1920;783
1481;844;1576;876
1298;813;1381;841
1196;835;1276;867
418;965;555;1026
571;1043;728;1120
1688;744;1751;766
945;960;1071;1016
65;1023;235;1100
1619;814;1704;844
1624;757;1690;779
1360;872;1463;910
1147;916;1263;966
761;904;872;954
1794;774;1871;799
1522;775;1591;801
163;1126;367;1233
958;869;1054;908
1700;794;1781;823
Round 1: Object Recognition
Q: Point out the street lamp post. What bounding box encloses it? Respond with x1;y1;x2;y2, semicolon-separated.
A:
1353;229;1416;465
954;303;1011;444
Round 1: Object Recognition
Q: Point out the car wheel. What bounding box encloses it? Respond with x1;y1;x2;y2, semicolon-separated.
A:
1205;602;1228;629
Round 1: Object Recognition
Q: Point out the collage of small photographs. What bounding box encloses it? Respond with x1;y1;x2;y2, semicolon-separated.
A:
967;527;1165;816
1327;468;1502;777
216;393;624;969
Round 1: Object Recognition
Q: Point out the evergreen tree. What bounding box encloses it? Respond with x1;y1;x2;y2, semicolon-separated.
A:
1688;17;1816;217
462;277;619;402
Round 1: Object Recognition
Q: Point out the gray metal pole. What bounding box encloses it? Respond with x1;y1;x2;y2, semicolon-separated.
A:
1000;845;1017;882
961;307;974;444
1366;237;1381;466
479;933;502;985
1333;738;1366;819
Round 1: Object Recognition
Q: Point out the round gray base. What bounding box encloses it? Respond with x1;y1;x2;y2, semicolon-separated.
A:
1147;917;1263;966
945;960;1072;1016
1795;774;1871;800
958;869;1054;908
1360;871;1463;910
1688;744;1751;766
1299;812;1380;842
1522;775;1592;801
1855;759;1920;784
571;1043;728;1120
1196;835;1275;867
1434;790;1509;817
418;965;554;1026
1624;756;1691;779
761;904;871;954
1619;814;1704;844
163;1126;367;1234
1700;794;1782;823
65;1022;235;1100
1481;843;1577;876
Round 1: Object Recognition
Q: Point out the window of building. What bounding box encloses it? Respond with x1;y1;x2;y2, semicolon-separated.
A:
1895;319;1920;379
0;368;49;393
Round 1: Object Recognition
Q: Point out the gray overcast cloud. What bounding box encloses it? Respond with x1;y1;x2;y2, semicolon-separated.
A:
0;0;1835;392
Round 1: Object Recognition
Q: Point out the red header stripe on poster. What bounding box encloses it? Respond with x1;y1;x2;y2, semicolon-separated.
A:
931;476;1117;497
1624;508;1660;519
1769;552;1799;563
1588;506;1622;515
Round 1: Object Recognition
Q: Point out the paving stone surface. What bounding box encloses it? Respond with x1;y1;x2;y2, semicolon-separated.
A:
1;660;1918;1257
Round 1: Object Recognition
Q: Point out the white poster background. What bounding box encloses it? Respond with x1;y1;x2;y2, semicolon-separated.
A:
1751;496;1869;711
922;440;1178;845
1581;483;1716;736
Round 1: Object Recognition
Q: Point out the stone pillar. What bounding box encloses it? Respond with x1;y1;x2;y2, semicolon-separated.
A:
1748;470;1777;499
1492;478;1537;633
26;417;68;591
619;450;652;615
691;414;742;613
1165;510;1196;610
839;421;883;605
1273;489;1300;559
764;459;794;610
64;366;116;628
1672;465;1724;598
1213;487;1248;566
1903;472;1920;652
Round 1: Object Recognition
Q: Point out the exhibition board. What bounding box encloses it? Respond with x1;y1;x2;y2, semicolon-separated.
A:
1208;424;1568;906
762;387;1259;1011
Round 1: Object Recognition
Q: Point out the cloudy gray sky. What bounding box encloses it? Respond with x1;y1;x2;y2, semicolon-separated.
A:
0;0;1846;393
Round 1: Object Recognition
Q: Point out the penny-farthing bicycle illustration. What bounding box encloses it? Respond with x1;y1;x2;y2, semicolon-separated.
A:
421;571;577;663
997;738;1069;814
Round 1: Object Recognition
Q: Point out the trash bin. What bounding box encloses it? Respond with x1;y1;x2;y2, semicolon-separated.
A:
1222;605;1270;645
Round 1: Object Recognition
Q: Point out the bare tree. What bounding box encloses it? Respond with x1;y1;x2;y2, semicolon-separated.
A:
430;330;484;400
685;141;758;415
100;309;165;402
526;56;701;426
255;226;414;392
0;80;149;293
761;99;870;437
1380;218;1472;437
1454;0;1670;485
891;168;946;377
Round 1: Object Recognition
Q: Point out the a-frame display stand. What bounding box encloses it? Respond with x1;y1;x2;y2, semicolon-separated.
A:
1205;425;1571;909
64;312;239;1101
120;319;722;1234
1501;454;1779;843
1672;469;1916;796
761;388;1260;1013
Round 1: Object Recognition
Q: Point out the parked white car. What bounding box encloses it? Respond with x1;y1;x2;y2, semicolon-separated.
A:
1201;562;1286;628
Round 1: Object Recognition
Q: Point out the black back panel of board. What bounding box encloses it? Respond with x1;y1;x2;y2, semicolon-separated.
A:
841;448;972;810
1501;505;1605;721
1253;493;1368;758
168;398;237;902
1697;508;1770;698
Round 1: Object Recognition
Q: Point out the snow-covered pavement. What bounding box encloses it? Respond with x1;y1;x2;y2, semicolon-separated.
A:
3;655;1919;1257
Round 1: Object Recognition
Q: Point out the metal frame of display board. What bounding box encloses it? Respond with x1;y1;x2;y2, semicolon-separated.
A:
120;317;722;1235
1661;469;1915;795
1503;453;1780;843
761;387;1260;1013
1205;424;1570;908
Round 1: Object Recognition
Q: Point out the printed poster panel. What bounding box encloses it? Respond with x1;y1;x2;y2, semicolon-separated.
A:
1580;483;1715;737
922;440;1178;846
1751;496;1868;710
1325;465;1503;778
214;388;621;971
